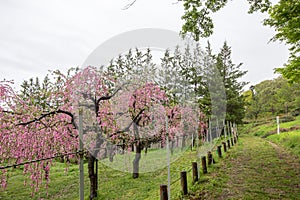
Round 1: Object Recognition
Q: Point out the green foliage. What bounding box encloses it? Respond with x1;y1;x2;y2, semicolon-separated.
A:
264;0;300;83
275;55;300;83
179;0;271;41
179;0;299;83
200;41;248;124
216;42;248;124
19;67;79;111
158;41;247;124
244;76;300;119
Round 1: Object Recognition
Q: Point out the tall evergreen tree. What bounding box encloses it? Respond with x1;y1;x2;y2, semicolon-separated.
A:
215;42;248;124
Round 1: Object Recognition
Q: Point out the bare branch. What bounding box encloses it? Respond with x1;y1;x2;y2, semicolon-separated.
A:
122;0;137;10
2;110;22;115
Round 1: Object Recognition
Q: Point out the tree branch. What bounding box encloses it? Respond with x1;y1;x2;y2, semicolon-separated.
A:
110;108;145;135
96;84;125;106
17;109;77;129
122;0;137;10
2;110;22;115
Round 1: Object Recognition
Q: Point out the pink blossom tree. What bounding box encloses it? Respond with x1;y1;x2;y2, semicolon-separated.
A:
0;47;207;199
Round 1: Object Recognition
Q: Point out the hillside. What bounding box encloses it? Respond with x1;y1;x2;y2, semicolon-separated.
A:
189;116;300;199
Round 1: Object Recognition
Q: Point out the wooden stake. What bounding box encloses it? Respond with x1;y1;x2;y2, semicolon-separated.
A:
181;171;188;195
222;142;227;152
217;145;222;158
192;162;198;184
207;151;214;165
201;156;207;174
160;185;168;200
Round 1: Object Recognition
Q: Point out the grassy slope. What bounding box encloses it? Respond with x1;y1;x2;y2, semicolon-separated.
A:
189;116;300;199
243;115;300;156
268;131;300;156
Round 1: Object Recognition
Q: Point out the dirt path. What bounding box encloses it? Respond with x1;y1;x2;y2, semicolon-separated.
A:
192;135;300;200
216;135;300;199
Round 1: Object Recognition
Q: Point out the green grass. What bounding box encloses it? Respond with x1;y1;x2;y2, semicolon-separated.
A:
268;130;300;156
2;116;299;199
0;162;89;200
241;116;300;138
188;116;300;199
188;135;300;199
241;115;300;157
0;141;224;200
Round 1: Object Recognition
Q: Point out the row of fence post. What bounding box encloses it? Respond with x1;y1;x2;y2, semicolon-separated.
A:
160;135;238;200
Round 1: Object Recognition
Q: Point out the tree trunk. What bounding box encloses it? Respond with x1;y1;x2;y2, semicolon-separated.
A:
95;159;98;194
133;142;142;179
181;135;186;150
171;140;175;155
88;132;104;199
88;154;97;199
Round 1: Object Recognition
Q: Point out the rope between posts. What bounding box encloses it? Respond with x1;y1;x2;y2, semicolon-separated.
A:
169;166;192;185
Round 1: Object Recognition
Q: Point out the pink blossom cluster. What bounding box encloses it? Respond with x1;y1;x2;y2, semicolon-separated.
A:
0;66;207;195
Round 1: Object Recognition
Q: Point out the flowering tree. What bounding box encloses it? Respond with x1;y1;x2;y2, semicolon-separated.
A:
0;78;78;195
0;46;208;199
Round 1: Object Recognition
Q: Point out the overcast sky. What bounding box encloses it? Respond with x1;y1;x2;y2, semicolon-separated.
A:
0;0;289;91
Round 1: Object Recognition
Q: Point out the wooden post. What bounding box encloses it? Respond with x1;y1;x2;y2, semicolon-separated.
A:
234;136;237;144
160;185;168;200
217;145;222;158
207;151;214;165
227;139;231;149
201;156;207;174
192;162;198;184
181;171;188;195
231;138;234;146
222;142;227;152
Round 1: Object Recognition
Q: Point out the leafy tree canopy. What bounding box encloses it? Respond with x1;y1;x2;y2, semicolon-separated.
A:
179;0;271;40
178;0;299;83
263;0;300;83
244;76;300;119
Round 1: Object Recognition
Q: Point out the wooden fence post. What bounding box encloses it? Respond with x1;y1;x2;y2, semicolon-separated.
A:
227;139;231;149
160;185;168;200
222;142;227;152
192;162;198;184
207;151;215;165
181;171;188;195
231;138;234;146
217;145;222;158
201;156;207;174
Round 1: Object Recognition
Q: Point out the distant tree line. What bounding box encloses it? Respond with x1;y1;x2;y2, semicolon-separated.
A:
244;76;300;120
